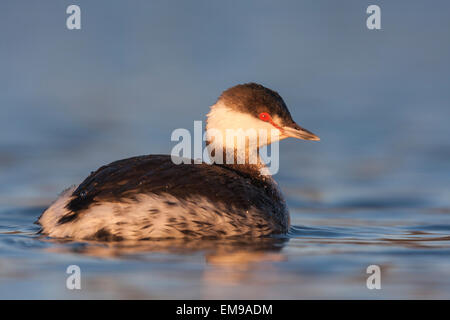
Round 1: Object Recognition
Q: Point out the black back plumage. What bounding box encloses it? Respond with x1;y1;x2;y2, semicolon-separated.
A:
63;155;287;229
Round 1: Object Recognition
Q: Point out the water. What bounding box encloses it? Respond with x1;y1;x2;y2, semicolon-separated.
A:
1;1;450;299
1;207;450;299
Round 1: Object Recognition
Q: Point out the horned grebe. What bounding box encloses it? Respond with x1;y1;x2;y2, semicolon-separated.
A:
37;83;319;241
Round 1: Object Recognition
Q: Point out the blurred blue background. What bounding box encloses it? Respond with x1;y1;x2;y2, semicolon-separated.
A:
1;1;450;299
1;0;449;208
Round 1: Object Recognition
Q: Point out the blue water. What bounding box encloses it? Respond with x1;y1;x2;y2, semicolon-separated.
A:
1;1;450;299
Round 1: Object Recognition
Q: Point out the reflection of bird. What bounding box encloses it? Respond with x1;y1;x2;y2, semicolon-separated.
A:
43;237;287;260
37;83;319;241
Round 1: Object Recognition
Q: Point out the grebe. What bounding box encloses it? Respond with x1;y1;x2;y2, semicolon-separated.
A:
37;83;319;241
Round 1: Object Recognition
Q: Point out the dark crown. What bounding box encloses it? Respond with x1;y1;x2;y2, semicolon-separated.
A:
218;83;295;126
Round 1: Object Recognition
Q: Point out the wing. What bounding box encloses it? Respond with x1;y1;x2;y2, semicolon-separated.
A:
66;155;285;216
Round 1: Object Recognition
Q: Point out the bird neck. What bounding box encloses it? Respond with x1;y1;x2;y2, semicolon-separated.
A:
205;101;273;178
205;140;269;178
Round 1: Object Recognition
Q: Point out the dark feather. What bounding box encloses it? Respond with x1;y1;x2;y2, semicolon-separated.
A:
63;155;287;230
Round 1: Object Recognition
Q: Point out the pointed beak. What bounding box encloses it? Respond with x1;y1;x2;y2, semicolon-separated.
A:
282;123;320;141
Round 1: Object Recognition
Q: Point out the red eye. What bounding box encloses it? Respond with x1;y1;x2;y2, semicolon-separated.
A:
259;112;271;121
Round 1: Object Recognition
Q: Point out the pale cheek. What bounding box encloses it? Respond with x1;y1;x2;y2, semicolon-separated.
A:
258;128;285;146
